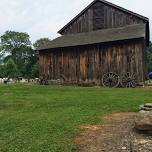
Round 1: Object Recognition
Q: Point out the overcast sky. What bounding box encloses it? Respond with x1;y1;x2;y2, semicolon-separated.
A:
0;0;151;42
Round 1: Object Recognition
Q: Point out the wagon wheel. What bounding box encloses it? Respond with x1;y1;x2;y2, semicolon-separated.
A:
102;72;119;88
120;72;137;88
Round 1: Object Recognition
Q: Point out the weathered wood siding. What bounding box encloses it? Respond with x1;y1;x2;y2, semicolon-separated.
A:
60;1;145;35
39;39;145;85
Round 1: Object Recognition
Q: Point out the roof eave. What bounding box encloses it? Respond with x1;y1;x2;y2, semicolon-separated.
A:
38;37;145;51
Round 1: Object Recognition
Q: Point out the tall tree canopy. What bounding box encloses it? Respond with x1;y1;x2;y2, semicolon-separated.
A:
5;58;18;78
0;31;38;78
1;31;31;53
0;53;3;65
33;38;51;50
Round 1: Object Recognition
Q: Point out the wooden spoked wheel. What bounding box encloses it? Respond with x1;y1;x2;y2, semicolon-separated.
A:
102;72;119;88
120;72;137;88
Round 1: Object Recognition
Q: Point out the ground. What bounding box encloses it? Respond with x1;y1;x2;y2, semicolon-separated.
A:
75;113;137;152
75;112;152;152
0;84;152;152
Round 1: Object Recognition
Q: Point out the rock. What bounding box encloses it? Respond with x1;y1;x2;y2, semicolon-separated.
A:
135;111;152;131
139;110;149;113
132;104;152;151
140;106;152;111
121;146;127;150
131;138;152;152
145;103;152;108
139;104;152;111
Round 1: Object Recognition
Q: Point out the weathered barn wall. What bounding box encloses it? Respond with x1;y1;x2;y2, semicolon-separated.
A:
60;1;145;35
39;38;145;85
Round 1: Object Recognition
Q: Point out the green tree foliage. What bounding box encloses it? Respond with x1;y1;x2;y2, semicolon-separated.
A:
0;33;52;78
31;62;39;78
147;41;152;72
0;65;6;78
33;38;51;50
0;54;3;65
0;51;6;78
1;31;31;53
0;31;38;78
5;58;18;78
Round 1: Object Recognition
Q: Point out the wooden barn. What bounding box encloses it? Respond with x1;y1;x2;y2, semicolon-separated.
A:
37;0;150;87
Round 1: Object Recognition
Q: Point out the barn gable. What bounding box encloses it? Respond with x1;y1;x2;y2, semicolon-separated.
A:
58;0;149;45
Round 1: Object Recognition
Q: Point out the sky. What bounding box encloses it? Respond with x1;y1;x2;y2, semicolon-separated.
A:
0;0;151;43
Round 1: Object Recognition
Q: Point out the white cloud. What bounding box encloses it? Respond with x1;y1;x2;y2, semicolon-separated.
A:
0;0;151;42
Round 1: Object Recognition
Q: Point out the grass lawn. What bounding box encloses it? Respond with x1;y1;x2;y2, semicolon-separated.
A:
0;84;152;152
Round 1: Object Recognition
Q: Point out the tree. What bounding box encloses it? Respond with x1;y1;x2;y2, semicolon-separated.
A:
0;53;3;65
0;65;6;78
0;31;31;53
31;62;39;78
0;31;37;77
147;41;152;72
5;58;18;78
33;38;51;50
0;49;5;77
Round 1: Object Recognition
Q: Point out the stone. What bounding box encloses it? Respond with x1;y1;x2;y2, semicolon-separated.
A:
140;107;152;111
139;104;152;111
139;110;149;113
144;103;152;108
135;111;152;131
121;146;127;150
131;138;152;152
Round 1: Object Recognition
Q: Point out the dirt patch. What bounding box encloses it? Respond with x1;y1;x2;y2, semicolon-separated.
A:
75;112;137;152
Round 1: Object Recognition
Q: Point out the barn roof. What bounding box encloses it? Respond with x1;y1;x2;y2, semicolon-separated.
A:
58;0;149;34
37;24;146;51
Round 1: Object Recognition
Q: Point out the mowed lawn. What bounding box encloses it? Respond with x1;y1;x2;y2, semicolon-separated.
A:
0;84;152;152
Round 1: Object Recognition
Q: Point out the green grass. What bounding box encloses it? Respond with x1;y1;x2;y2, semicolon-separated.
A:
0;84;152;152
